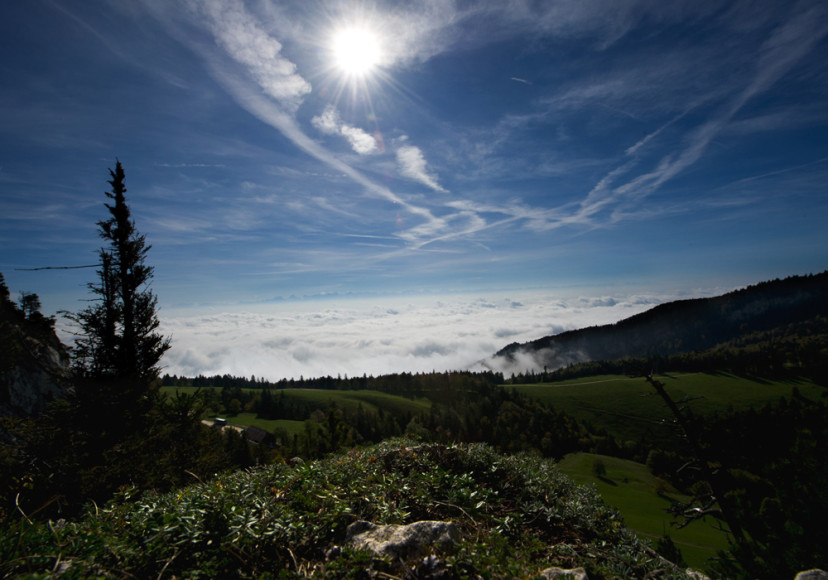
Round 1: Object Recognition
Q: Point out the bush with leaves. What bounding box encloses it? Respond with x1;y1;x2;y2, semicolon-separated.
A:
1;439;696;579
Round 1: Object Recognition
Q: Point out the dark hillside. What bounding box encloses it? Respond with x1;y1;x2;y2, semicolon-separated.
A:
492;272;828;373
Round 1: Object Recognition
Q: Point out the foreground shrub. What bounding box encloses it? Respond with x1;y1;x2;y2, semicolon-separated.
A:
1;439;693;578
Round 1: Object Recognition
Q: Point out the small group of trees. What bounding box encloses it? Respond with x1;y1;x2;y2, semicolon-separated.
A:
0;275;57;341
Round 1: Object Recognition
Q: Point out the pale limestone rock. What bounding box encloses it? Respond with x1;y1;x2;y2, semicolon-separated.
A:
795;570;828;580
538;566;589;580
346;520;458;560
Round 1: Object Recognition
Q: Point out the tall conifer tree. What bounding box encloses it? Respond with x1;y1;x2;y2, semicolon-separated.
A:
97;160;169;381
67;161;170;431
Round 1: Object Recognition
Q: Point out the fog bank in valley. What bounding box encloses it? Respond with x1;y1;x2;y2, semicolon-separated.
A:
156;290;705;381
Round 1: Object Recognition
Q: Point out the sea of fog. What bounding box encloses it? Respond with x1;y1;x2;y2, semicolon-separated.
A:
152;288;720;381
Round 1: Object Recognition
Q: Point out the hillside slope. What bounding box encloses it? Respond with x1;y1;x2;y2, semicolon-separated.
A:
557;452;730;570
490;272;828;373
2;439;700;579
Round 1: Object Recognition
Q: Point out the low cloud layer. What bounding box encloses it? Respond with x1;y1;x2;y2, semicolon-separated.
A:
156;290;684;381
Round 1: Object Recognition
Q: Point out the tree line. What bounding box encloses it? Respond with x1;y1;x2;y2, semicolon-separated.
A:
162;368;505;395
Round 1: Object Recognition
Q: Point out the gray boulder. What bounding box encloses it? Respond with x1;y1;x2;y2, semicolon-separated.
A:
795;570;828;580
346;520;459;560
538;567;588;579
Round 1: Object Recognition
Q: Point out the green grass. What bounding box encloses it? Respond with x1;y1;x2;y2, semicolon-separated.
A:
277;388;432;415
222;413;306;437
511;372;823;441
557;452;729;571
161;386;207;396
162;386;431;418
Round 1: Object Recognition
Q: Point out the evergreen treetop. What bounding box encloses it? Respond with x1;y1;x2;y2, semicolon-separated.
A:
67;160;169;382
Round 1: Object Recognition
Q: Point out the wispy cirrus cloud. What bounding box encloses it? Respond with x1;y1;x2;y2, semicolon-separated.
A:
395;138;448;193
311;106;379;155
195;0;311;112
137;0;465;251
558;1;828;226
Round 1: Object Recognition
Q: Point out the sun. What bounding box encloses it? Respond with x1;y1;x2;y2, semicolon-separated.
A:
331;27;381;77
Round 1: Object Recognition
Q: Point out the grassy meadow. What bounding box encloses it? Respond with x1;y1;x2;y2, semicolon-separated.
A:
161;386;432;426
557;452;729;570
511;372;823;441
220;413;307;437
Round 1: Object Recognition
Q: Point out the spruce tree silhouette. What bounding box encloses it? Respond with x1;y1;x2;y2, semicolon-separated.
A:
66;160;170;437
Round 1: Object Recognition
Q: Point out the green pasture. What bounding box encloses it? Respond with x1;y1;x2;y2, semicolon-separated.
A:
511;372;824;441
220;414;306;437
557;452;729;571
162;386;206;398
277;388;432;416
161;386;431;418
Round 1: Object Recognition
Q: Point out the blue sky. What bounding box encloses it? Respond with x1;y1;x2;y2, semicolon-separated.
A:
2;0;827;379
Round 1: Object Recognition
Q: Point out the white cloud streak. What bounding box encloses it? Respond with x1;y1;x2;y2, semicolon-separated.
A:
141;0;463;250
395;140;448;193
311;106;379;155
572;0;828;224
194;0;311;112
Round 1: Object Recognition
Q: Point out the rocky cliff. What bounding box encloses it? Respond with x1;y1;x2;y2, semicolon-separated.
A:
0;279;69;418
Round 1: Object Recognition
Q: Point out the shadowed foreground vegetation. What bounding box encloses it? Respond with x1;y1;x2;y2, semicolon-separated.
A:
1;439;696;579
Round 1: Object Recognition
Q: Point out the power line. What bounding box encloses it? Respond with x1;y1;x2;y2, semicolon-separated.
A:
14;265;98;271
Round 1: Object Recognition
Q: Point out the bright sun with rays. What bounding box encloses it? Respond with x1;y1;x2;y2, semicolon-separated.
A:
332;27;381;77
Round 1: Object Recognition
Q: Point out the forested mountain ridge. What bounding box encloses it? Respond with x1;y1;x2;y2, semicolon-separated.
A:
491;272;828;374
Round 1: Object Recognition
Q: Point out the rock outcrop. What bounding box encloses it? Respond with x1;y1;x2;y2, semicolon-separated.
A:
0;291;69;418
795;570;828;580
346;520;459;560
538;566;589;579
1;336;68;418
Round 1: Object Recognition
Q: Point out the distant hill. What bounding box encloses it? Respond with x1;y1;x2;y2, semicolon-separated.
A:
488;272;828;374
